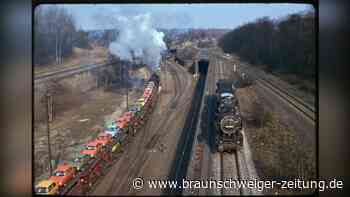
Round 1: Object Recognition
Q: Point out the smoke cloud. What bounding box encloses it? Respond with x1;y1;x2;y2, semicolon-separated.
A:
108;13;167;70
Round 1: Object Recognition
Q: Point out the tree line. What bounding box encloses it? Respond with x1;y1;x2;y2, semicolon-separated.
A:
219;10;315;78
34;5;90;66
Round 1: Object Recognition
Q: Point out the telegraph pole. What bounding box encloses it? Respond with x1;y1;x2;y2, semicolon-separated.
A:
46;92;53;176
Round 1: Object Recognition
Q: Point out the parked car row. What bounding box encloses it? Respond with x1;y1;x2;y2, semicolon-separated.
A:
35;73;160;195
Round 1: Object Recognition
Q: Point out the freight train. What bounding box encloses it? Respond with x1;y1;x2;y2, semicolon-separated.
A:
35;73;160;195
214;79;243;152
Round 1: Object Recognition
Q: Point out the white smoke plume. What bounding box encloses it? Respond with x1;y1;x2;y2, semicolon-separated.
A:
109;13;167;70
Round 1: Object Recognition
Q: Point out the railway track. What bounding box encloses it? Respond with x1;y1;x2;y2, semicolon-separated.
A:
180;52;263;196
256;78;316;123
217;57;244;195
209;55;260;196
174;52;261;196
34;61;113;84
203;56;241;196
227;55;316;124
209;52;315;195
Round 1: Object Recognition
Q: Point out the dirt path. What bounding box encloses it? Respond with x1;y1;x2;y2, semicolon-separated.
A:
90;61;195;195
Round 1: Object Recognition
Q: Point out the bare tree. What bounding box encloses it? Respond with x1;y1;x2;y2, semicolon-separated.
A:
218;10;315;78
34;5;83;66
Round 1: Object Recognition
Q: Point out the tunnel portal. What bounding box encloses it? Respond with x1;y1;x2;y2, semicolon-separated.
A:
198;59;209;75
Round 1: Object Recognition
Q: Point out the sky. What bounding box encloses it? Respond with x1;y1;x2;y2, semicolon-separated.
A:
50;4;313;31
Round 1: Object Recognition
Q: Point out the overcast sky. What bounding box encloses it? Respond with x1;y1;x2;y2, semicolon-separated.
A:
39;4;313;30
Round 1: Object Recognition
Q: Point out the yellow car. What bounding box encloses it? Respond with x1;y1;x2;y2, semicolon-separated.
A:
111;142;121;153
137;98;145;106
35;179;59;195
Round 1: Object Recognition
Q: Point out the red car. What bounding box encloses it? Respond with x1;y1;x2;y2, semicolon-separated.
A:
80;140;103;158
144;87;153;95
49;163;76;187
96;133;113;146
143;92;152;99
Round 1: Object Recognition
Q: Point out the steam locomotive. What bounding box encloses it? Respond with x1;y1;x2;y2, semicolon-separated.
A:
214;79;243;152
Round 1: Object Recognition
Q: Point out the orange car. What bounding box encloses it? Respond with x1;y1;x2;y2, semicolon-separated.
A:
49;163;76;187
116;116;128;130
96;133;113;146
80;140;103;158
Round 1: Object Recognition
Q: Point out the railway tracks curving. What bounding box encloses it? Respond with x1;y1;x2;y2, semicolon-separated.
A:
230;56;316;124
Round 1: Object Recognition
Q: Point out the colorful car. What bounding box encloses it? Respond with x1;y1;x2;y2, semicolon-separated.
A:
49;163;76;187
124;111;134;120
73;153;91;172
143;90;153;98
116;116;128;131
125;112;136;124
144;86;153;93
105;120;116;130
80;140;103;158
129;105;141;113
129;105;142;119
111;142;121;153
137;98;145;107
96;133;113;146
104;119;121;137
105;126;120;138
35;180;59;195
